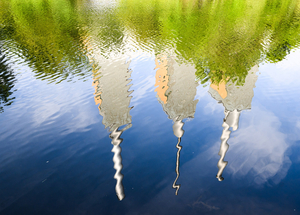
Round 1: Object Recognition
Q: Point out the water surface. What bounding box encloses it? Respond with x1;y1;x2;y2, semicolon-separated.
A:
1;0;300;214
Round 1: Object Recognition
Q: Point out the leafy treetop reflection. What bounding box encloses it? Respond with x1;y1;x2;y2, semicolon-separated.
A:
1;0;300;84
117;0;300;84
0;0;91;83
0;50;16;113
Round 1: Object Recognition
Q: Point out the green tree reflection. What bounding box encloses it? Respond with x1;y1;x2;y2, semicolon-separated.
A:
0;50;16;113
1;0;300;84
0;0;92;83
118;0;300;84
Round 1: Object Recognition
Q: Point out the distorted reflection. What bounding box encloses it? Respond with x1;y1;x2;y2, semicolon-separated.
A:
155;55;198;195
0;50;16;113
1;0;300;213
0;0;91;83
209;66;258;181
93;58;133;201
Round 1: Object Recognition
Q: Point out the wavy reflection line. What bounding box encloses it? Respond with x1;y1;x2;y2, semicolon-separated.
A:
173;137;182;195
216;110;240;181
110;128;125;201
216;120;230;181
154;55;198;195
172;119;184;195
91;56;133;200
209;67;256;181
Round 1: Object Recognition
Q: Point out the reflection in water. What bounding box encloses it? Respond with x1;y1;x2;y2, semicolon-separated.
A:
0;0;91;83
172;119;184;195
0;0;299;87
0;50;16;113
216;110;240;181
155;55;198;194
209;66;258;181
110;128;126;201
93;58;133;200
119;0;300;89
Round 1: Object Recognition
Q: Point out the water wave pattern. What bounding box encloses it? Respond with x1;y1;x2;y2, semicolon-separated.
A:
0;0;300;214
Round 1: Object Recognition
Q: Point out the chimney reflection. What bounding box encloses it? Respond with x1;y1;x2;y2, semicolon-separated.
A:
93;59;133;201
208;66;258;181
155;55;198;195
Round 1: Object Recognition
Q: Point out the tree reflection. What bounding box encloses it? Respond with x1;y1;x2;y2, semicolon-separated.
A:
1;0;300;84
118;0;300;85
0;50;16;113
0;0;92;83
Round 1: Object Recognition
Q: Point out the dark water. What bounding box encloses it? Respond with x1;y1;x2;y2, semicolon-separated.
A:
1;0;300;214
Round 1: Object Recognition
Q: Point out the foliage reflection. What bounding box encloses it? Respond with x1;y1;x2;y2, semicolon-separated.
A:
1;0;300;85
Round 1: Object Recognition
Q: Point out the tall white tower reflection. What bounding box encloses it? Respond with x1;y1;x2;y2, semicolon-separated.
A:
93;58;133;200
155;55;198;195
208;65;258;181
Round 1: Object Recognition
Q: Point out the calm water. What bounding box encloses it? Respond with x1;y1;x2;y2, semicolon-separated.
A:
1;0;300;214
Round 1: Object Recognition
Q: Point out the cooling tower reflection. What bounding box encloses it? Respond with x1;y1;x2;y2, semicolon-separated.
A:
155;55;198;195
209;66;258;181
93;58;133;200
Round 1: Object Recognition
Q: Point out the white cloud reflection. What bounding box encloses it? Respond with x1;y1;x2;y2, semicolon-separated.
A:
224;106;291;185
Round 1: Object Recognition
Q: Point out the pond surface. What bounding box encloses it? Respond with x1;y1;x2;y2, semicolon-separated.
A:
1;0;300;214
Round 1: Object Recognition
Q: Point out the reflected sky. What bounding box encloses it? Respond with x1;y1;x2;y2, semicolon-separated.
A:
1;50;300;214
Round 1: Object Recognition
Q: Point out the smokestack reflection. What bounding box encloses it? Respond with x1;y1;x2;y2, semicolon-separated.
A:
110;128;126;200
172;119;184;195
216;110;240;181
209;66;258;181
155;55;198;195
92;57;133;200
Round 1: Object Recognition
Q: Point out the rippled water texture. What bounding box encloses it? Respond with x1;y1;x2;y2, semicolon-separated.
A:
1;0;300;214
